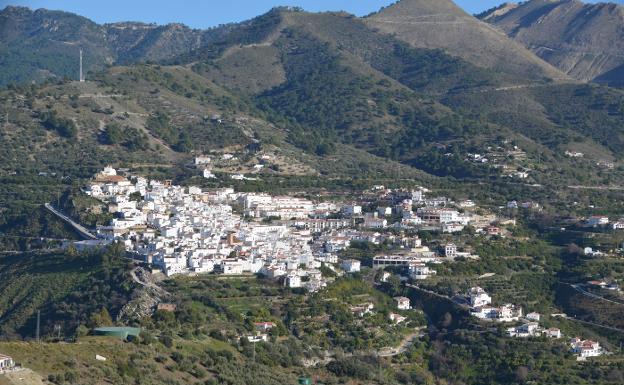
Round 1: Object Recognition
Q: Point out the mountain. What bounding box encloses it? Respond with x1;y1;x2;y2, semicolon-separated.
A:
365;0;568;81
478;0;624;86
0;6;228;85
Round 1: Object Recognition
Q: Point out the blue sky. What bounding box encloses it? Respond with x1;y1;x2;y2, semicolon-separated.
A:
2;0;622;28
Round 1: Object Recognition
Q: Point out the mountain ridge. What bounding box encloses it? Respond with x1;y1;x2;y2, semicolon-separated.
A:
365;0;569;81
479;0;624;86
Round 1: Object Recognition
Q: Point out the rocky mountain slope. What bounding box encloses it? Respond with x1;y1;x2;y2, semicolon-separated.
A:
479;0;624;86
365;0;568;81
2;6;624;184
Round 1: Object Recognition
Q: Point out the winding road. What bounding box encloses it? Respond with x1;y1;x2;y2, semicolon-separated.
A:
44;203;97;240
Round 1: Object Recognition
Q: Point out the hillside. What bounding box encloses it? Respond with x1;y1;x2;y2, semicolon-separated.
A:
365;0;568;82
0;6;227;85
1;5;624;240
479;0;624;86
0;247;136;338
2;6;624;193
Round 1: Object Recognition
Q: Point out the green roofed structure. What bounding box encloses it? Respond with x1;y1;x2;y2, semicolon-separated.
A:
93;327;141;340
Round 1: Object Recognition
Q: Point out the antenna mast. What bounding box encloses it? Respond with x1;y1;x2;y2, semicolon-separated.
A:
79;49;84;82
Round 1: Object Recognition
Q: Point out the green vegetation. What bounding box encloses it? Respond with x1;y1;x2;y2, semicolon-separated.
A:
101;122;149;151
40;110;78;138
0;245;136;339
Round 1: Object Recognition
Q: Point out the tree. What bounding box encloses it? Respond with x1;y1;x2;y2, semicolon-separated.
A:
88;308;113;328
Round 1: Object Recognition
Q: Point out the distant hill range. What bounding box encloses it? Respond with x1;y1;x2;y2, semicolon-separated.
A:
0;6;232;85
0;1;623;190
478;0;624;86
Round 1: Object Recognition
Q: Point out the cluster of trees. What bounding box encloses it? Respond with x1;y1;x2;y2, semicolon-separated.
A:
40;110;77;138
100;122;149;151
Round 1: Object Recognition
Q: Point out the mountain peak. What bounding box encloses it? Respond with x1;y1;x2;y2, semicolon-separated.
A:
366;0;567;81
372;0;469;18
481;0;624;85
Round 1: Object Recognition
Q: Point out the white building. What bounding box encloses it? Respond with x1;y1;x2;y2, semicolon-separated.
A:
468;287;492;308
586;216;610;227
363;217;387;229
570;338;603;358
507;322;539;338
342;205;362;217
394;296;411;310
195;156;211;166
409;264;436;280
0;354;14;371
389;313;407;324
545;328;562;339
612;220;624;230
445;244;457;258
442;223;465;233
220;259;246;275
285;273;302;288
341;259;361;273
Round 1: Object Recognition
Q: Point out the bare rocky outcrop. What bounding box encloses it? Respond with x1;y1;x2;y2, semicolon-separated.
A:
479;0;624;86
116;267;170;322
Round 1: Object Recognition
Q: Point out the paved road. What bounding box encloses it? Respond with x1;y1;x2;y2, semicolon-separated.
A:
569;283;624;306
44;203;97;240
564;315;624;333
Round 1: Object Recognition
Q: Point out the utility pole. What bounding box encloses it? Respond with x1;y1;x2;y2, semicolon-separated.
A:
36;310;41;343
79;49;84;82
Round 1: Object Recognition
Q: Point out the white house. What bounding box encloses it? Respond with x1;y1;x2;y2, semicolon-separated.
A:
389;313;407;324
394;296;411;310
545;328;562;339
507;322;539;337
445;244;457;258
409;264;436;280
203;169;216;179
245;334;268;343
220;259;246;275
195;156;211;166
570;338;603;358
341;259;361;273
285;273;302;288
526;312;541;322
468;287;492;307
442;223;465;233
101;166;117;176
612;219;624;230
586;216;610;227
0;354;14;371
342;205;362;217
363;217;387;229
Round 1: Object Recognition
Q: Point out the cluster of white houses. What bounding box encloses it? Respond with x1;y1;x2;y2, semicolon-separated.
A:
468;287;523;322
81;168;507;289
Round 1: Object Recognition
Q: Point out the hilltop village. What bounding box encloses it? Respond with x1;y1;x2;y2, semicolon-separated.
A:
84;165;500;283
69;165;610;359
